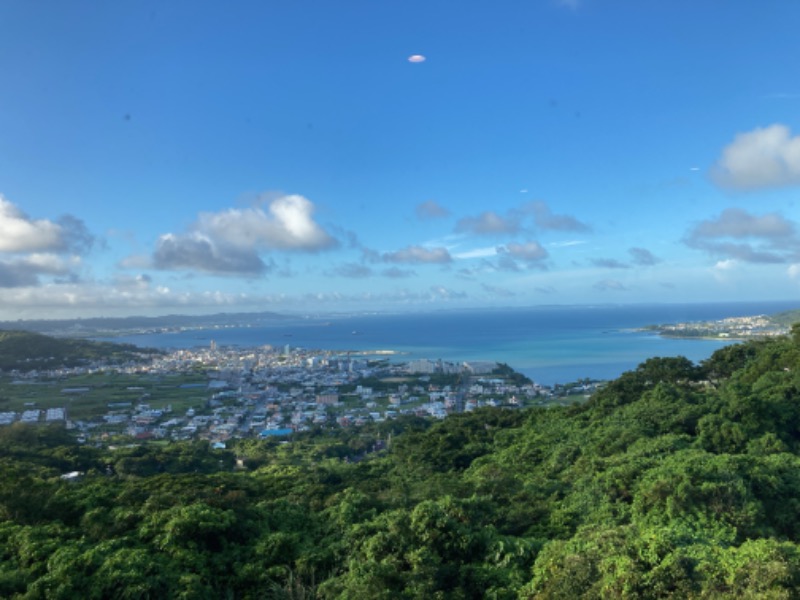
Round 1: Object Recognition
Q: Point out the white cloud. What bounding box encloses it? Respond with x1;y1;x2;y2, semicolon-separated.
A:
150;194;337;275
789;264;800;279
0;195;66;252
714;259;738;271
712;124;800;190
24;253;77;273
198;195;336;251
711;259;739;283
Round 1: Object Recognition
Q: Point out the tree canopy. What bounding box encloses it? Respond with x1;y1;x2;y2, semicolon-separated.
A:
4;334;800;597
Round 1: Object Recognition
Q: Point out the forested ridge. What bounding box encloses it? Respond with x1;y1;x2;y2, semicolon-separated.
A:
5;331;800;597
0;330;160;371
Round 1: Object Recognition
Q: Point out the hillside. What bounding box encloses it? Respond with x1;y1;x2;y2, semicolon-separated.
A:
4;333;800;596
769;309;800;328
0;330;161;371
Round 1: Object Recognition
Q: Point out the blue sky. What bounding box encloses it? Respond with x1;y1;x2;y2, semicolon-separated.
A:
2;1;800;318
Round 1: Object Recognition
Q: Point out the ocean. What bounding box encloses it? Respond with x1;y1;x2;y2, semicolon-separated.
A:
105;301;800;386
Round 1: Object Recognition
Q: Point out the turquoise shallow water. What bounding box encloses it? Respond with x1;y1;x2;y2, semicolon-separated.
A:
104;301;799;385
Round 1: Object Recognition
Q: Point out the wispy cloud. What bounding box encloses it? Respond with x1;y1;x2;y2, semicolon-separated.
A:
381;267;415;278
451;246;497;259
549;240;588;248
535;285;557;295
593;279;628;292
328;263;373;278
481;283;516;298
590;258;629;269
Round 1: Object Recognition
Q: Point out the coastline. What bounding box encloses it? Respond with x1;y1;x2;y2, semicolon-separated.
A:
83;302;794;386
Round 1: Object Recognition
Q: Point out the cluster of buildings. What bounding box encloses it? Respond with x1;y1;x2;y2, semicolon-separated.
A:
650;314;786;339
1;342;597;444
0;405;65;425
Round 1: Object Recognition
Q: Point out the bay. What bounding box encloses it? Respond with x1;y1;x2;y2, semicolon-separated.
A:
104;300;800;385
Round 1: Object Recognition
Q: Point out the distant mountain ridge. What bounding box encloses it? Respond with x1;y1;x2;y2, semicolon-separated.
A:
0;311;293;337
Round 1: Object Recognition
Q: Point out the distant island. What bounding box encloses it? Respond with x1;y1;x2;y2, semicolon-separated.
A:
644;308;800;339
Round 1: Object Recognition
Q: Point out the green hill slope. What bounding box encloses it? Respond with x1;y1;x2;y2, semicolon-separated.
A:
4;334;800;597
0;330;160;371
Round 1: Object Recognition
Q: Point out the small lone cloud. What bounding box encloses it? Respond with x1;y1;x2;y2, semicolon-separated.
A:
629;247;661;266
481;283;516;298
528;201;591;233
382;245;452;265
455;211;521;236
591;258;629;269
408;54;426;63
711;124;800;190
415;200;450;220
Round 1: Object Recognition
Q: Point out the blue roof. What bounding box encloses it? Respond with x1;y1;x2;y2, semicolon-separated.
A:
259;428;293;437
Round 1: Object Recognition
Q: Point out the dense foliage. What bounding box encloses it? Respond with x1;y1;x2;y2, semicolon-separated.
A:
4;333;800;597
0;330;161;371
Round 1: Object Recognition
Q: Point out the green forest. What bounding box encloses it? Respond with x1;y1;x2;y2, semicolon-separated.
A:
5;330;800;598
0;330;160;371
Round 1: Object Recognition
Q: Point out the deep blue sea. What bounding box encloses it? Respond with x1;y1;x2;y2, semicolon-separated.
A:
106;301;800;386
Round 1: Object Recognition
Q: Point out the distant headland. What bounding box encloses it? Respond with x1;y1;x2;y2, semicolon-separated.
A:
643;308;800;340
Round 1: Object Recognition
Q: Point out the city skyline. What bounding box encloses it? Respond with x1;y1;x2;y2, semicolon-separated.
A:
2;1;800;319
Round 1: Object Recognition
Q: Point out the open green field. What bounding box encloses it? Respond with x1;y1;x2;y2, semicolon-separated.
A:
0;371;212;421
